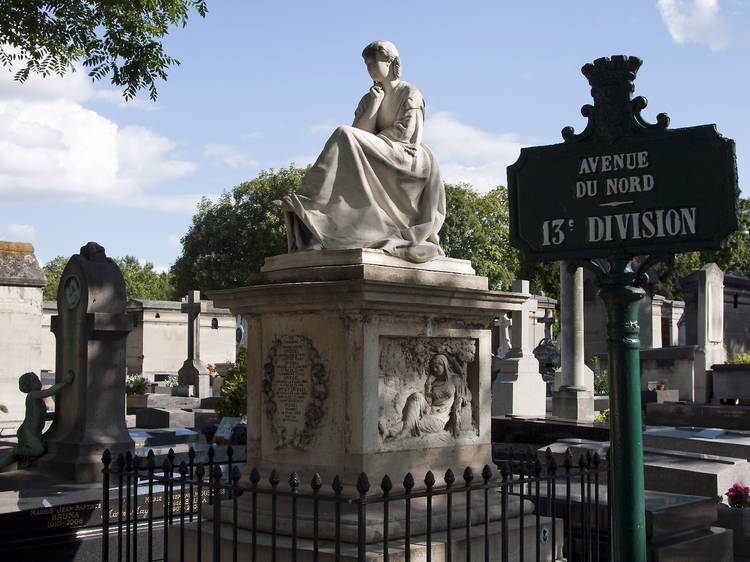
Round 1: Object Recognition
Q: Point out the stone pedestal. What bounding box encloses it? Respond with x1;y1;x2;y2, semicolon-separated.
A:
0;242;46;431
492;280;547;418
37;243;134;481
210;249;528;484
207;249;553;555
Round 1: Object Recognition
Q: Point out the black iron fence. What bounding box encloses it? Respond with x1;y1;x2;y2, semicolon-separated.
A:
101;446;609;562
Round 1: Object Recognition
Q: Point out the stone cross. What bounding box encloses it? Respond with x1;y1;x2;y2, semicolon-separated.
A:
537;309;555;343
177;290;210;397
495;314;512;357
533;309;561;376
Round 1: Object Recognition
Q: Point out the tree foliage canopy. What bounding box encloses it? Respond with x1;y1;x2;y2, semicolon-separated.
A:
0;0;207;100
171;166;305;297
171;166;560;297
43;254;175;301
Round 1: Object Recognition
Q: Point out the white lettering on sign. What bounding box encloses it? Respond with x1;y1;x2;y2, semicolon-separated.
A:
586;207;696;243
578;151;649;175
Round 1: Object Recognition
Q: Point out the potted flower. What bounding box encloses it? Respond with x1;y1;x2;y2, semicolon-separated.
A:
125;375;149;409
717;483;750;556
202;423;218;443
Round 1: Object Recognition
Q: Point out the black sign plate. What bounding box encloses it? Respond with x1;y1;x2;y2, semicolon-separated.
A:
508;56;739;261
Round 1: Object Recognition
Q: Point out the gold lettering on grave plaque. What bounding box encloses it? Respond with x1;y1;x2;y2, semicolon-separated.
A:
263;335;328;449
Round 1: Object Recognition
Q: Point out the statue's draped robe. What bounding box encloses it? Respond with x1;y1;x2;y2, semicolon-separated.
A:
279;82;446;263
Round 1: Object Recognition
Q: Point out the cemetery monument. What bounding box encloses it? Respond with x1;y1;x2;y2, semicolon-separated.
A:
36;242;134;481
210;40;555;556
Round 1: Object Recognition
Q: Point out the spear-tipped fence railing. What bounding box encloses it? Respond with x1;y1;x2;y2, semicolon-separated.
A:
101;445;609;561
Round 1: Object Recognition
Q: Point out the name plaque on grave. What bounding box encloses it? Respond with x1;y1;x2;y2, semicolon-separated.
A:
508;57;738;261
263;335;328;449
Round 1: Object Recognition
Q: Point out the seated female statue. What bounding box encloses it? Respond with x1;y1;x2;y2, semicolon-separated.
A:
278;40;446;263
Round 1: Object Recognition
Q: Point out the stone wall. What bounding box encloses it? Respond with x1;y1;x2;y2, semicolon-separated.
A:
0;241;46;431
41;299;238;377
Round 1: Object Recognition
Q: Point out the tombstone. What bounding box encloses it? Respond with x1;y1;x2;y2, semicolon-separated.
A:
681;263;726;402
0;242;46;432
532;308;560;376
176;290;211;398
661;298;685;347
36;242;134;481
552;263;594;421
492;313;512;357
492;280;547;417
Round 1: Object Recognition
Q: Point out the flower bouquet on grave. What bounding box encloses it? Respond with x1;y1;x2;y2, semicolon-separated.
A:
231;422;247;445
727;483;750;508
202;423;218;443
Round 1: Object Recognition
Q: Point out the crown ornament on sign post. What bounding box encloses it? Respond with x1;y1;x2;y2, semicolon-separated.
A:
562;55;670;144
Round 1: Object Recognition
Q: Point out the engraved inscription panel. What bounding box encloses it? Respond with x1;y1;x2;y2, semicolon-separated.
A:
263;335;328;449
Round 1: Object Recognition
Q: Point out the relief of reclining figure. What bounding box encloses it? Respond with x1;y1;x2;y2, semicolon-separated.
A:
381;354;472;440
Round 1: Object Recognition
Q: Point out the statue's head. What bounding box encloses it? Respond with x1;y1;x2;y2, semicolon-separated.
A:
362;40;401;80
430;354;450;379
19;372;41;393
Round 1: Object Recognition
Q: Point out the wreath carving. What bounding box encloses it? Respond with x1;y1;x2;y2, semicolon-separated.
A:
263;335;328;449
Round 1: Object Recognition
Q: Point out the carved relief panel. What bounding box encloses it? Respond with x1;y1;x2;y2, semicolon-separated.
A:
378;337;479;446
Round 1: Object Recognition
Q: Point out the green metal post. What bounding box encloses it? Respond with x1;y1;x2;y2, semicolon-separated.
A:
598;257;647;562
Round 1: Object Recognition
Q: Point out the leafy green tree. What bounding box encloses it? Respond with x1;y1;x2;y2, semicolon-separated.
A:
114;256;175;300
1;1;207;100
441;184;519;291
171;166;305;296
42;256;68;300
43;254;174;301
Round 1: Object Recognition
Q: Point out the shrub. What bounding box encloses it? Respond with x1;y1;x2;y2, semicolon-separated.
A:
733;352;750;365
126;375;149;395
589;356;609;395
217;347;247;418
595;409;610;423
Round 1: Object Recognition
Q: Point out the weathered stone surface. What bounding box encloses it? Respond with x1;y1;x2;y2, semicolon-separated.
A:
210;258;528;484
258;249;485;289
0;242;45;431
0;242;45;287
135;408;195;429
36;242;134;481
646;402;750;430
544;438;750;501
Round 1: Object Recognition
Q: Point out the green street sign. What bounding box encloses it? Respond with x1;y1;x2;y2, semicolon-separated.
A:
508;57;739;261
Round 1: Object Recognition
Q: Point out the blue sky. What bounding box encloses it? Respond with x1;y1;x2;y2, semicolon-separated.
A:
0;0;748;271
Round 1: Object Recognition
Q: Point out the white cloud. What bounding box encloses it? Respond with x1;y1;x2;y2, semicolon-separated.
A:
0;223;36;242
657;0;734;50
203;143;257;168
0;69;201;212
423;111;523;193
309;122;337;134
